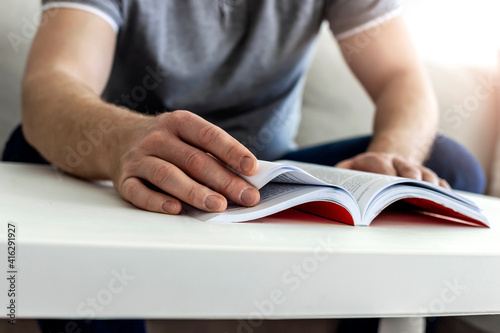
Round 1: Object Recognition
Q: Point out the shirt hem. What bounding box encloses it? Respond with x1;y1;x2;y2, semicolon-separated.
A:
42;2;119;33
334;7;402;41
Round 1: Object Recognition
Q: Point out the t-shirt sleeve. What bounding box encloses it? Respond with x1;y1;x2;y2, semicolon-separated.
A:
326;0;401;40
41;0;123;33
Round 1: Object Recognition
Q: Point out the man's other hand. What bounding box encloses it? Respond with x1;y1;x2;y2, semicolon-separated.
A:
110;110;260;214
336;152;451;189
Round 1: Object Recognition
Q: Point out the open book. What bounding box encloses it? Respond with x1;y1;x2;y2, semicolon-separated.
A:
185;160;489;227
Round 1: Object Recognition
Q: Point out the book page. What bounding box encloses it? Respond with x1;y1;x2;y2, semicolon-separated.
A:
237;159;409;215
236;161;328;189
184;183;359;223
214;159;485;225
279;161;486;226
361;185;488;227
277;160;400;211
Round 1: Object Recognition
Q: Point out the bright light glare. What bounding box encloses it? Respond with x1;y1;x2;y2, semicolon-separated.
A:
401;0;500;66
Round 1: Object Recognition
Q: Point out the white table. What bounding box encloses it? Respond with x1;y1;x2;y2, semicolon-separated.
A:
1;162;499;323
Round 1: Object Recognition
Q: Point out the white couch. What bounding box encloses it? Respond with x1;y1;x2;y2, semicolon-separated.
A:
1;1;499;332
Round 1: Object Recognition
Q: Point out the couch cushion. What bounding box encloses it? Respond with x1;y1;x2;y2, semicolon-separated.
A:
297;24;374;148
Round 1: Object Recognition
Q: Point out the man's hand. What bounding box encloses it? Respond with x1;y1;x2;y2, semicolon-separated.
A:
110;110;261;214
336;152;450;189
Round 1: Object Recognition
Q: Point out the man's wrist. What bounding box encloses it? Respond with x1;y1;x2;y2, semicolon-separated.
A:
103;107;153;179
367;132;434;165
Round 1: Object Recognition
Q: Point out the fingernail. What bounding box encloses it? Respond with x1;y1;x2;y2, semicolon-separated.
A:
240;156;256;174
162;200;179;214
241;188;259;206
205;195;224;211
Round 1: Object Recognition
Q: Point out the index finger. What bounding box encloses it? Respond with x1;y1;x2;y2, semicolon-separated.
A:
169;111;259;176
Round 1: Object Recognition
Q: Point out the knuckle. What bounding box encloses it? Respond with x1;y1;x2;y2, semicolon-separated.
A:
184;150;208;175
421;168;433;177
369;157;387;169
142;130;165;150
400;164;414;173
169;110;190;124
368;152;388;161
172;109;190;117
151;163;174;186
423;170;439;183
166;110;194;134
122;179;140;202
401;166;419;177
186;184;202;205
198;124;222;147
224;144;240;161
143;192;157;211
218;174;238;193
365;154;385;166
394;158;414;172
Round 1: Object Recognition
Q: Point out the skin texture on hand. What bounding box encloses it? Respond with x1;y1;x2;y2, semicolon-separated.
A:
110;111;261;214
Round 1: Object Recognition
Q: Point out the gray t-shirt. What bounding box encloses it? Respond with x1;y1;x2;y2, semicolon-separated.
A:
42;0;400;160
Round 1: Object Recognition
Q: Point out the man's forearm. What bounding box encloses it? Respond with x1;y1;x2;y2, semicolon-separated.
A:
22;70;149;179
367;70;438;164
